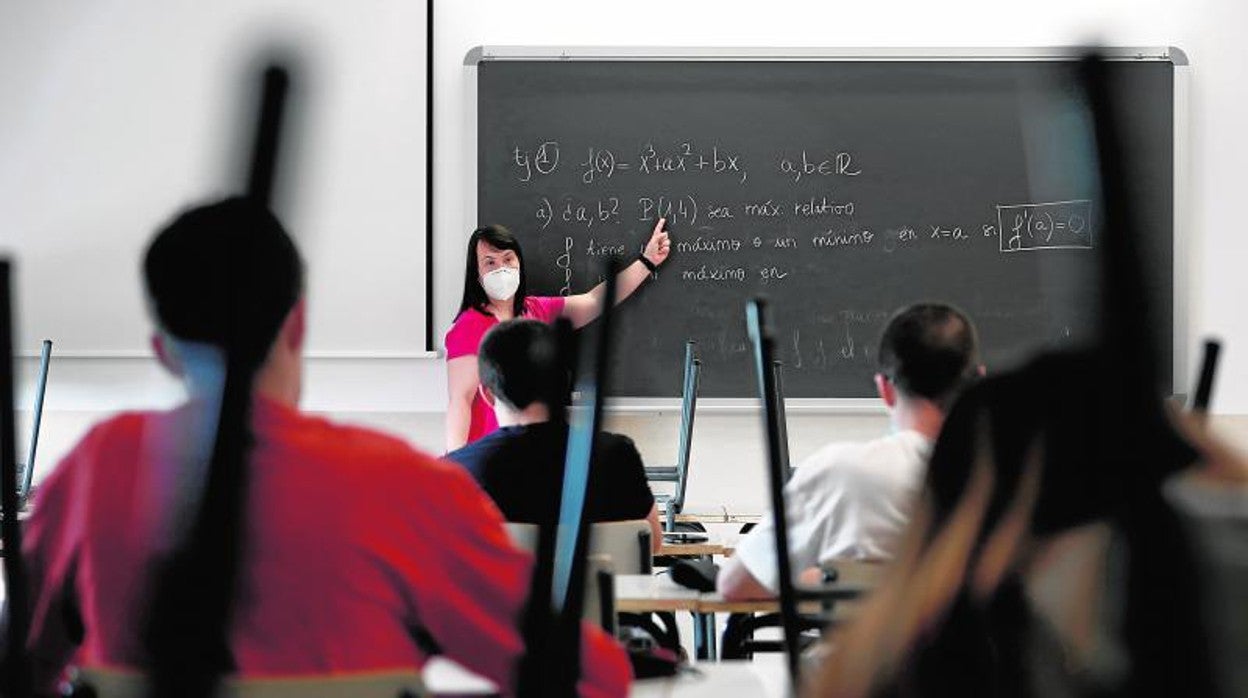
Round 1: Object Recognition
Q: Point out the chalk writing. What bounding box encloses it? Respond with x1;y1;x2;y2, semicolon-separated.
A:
555;236;573;295
637;141;748;184
586;238;627;257
512;141;560;182
929;224;970;241
839;309;890;324
675;236;743;254
778;150;861;183
680;264;748;283
794;196;855;218
997;200;1094;252
759;266;789;283
812;229;875;248
638;195;699;226
580;147;629;184
744;200;783;218
535;196;621;230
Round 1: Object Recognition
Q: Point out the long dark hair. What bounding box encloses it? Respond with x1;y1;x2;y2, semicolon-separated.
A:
456;224;528;319
909;350;1214;698
140;198;303;697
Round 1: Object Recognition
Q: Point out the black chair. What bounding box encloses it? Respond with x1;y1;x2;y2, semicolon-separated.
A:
771;359;793;484
725;299;871;678
645;341;701;531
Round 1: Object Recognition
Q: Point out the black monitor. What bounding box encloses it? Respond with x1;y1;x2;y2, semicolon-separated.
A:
19;340;52;505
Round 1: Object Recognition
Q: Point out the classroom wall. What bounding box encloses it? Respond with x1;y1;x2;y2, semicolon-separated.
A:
4;0;1247;513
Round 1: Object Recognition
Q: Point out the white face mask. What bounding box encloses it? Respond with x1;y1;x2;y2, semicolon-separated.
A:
481;266;520;301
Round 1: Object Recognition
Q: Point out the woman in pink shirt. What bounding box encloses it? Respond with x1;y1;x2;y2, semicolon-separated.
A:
445;219;671;451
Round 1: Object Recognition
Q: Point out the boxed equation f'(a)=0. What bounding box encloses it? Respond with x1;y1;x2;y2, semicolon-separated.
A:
996;199;1093;253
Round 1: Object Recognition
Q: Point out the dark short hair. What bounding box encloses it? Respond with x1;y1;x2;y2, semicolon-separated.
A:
478;319;561;411
876;303;979;408
457;224;528;319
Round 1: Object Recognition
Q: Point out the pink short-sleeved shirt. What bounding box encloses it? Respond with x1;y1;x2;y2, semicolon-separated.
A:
445;296;566;445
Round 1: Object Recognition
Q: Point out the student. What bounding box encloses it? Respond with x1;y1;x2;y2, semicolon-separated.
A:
718;303;982;600
445;319;662;551
17;199;630;697
445;221;671;451
808;350;1236;698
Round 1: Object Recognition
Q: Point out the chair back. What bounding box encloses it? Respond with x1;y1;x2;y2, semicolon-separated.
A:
589;519;653;575
66;667;428;698
508;519;652;575
506;519;647;633
505;522;541;552
771;359;793;483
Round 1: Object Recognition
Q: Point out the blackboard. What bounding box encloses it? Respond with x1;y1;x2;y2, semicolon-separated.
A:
475;52;1178;398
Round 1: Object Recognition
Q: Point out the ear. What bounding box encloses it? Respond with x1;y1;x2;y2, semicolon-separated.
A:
875;372;897;408
281;299;307;352
151;333;183;376
478;383;496;409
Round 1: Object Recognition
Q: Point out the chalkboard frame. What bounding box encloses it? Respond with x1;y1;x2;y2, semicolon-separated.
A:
462;46;1191;412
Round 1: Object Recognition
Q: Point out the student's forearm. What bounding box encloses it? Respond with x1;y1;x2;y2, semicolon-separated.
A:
716;557;775;600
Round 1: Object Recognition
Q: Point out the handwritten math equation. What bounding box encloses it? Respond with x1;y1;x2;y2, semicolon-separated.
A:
511;139;862;186
500;142;1096;290
996;200;1093;252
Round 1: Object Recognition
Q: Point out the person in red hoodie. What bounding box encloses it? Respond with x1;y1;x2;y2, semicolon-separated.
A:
17;198;630;697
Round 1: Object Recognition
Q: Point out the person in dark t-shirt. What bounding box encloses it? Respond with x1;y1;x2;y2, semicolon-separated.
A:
444;319;661;550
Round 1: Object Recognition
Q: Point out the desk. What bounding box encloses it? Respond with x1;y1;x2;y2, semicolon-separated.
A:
670;509;762;526
655;539;734;558
615;573;872;661
615;573;703;613
632;661;786;697
615;573;719;659
423;656;786;698
422;657;498;696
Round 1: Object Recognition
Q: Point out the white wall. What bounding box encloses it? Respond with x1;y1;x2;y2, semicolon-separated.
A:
4;0;1248;512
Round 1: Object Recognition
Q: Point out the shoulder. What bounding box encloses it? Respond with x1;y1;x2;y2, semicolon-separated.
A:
525;295;566;322
794;432;929;489
288;412;435;470
598;431;642;461
31;410;165;506
66;410;169;464
275;410;441;483
445;308;493;358
444;430;512;477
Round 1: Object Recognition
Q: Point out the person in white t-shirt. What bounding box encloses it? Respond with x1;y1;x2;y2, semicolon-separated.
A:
718;303;983;600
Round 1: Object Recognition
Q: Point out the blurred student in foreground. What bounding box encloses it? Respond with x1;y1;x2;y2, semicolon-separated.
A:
719;303;982;600
13;199;630;697
445;318;662;552
807;350;1248;698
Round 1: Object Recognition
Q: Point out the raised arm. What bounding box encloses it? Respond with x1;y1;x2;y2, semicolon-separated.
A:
445;355;480;452
562;218;671;329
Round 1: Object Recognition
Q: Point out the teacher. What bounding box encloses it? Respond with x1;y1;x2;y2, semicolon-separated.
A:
445;218;671;451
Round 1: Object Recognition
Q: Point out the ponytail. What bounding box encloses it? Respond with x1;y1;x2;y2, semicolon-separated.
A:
140;199;302;697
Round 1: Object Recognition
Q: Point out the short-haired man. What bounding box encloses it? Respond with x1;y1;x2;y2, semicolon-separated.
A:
445;319;662;550
718;303;982;600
